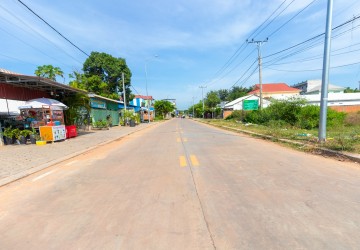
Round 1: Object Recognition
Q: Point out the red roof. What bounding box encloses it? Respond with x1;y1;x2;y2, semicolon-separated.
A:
248;83;300;94
135;95;153;100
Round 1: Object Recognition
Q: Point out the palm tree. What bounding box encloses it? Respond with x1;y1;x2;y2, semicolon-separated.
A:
35;65;64;81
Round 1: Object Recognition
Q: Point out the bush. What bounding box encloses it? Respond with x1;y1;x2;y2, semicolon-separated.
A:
93;120;109;128
297;105;321;129
266;97;305;125
297;105;346;129
243;109;272;124
327;109;346;128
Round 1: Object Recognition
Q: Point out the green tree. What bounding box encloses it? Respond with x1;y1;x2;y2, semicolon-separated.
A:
344;87;360;93
35;65;64;81
217;89;229;101
187;102;203;118
154;100;175;119
205;91;221;118
227;86;252;101
83;52;131;99
71;51;132;101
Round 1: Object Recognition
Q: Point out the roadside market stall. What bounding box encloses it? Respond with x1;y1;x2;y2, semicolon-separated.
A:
18;98;68;142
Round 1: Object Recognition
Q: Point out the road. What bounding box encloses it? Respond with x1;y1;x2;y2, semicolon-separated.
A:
0;118;359;249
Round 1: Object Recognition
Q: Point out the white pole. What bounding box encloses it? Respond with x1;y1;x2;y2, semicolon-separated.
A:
318;0;334;142
122;72;127;111
145;62;150;123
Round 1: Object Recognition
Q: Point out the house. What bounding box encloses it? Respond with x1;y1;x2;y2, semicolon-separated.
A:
129;95;155;122
248;83;301;98
292;80;345;95
223;94;271;119
88;93;122;126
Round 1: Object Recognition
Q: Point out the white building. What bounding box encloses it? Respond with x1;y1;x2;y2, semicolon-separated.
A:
292;80;345;95
223;95;271;118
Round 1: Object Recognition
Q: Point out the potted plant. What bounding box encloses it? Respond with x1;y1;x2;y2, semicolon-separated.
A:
29;128;38;144
12;128;21;144
3;127;14;145
19;130;31;145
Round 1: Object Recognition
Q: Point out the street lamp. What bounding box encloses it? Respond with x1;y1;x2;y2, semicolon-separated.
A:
145;55;158;123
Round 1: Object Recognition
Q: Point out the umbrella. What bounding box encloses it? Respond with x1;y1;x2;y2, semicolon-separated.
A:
18;98;68;110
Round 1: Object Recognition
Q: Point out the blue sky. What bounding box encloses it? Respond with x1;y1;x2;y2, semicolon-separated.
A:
1;0;360;109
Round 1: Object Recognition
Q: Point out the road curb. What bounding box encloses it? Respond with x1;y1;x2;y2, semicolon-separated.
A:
197;120;360;164
0;123;157;188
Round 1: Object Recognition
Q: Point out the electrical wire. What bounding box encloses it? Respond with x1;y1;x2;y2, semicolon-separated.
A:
252;0;295;39
0;4;84;65
17;0;89;57
202;0;290;87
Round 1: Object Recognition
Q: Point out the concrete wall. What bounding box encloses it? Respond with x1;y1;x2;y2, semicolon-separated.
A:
330;105;360;113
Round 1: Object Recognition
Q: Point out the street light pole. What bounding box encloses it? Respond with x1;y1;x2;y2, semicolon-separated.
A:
122;72;126;111
145;55;158;123
318;0;334;142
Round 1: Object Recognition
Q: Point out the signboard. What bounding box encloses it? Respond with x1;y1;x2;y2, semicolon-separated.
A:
90;100;106;109
243;100;259;110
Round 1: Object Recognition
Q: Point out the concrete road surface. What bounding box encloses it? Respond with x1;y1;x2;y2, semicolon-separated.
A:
0;118;359;249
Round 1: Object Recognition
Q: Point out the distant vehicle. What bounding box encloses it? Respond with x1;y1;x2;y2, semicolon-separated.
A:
182;115;185;118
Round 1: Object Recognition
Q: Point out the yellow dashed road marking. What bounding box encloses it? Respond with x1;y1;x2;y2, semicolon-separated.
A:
177;138;188;142
190;155;199;166
179;156;187;167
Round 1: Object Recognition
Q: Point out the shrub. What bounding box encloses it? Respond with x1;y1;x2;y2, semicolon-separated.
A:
297;105;320;129
266;97;305;125
93;120;109;128
243;109;272;124
297;105;346;129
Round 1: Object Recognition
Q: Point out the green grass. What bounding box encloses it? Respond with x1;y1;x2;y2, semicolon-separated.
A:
202;119;360;154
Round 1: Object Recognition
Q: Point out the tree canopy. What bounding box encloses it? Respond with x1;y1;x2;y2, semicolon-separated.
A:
154;100;175;119
35;65;64;81
70;51;132;101
344;87;360;93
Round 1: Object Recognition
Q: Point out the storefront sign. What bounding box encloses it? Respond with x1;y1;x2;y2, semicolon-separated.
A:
243;100;259;110
90;100;106;109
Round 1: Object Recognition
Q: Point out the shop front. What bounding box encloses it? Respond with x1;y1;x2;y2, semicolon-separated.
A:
89;94;121;127
19;98;68;142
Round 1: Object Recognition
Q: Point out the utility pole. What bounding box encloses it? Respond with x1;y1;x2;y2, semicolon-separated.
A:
247;38;268;109
318;0;334;142
192;97;195;118
199;86;206;119
122;72;127;111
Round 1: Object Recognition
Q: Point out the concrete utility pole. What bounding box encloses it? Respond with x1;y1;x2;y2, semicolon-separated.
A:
122;72;126;112
247;38;268;109
144;55;158;123
199;86;206;119
318;0;334;142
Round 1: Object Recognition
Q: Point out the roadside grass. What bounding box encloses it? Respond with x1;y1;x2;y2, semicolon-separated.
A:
202;119;360;154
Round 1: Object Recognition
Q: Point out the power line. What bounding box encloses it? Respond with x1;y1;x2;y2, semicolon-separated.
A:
0;25;74;70
203;0;290;87
0;4;83;65
252;0;295;39
263;22;360;66
264;14;360;59
266;60;360;72
17;0;89;57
